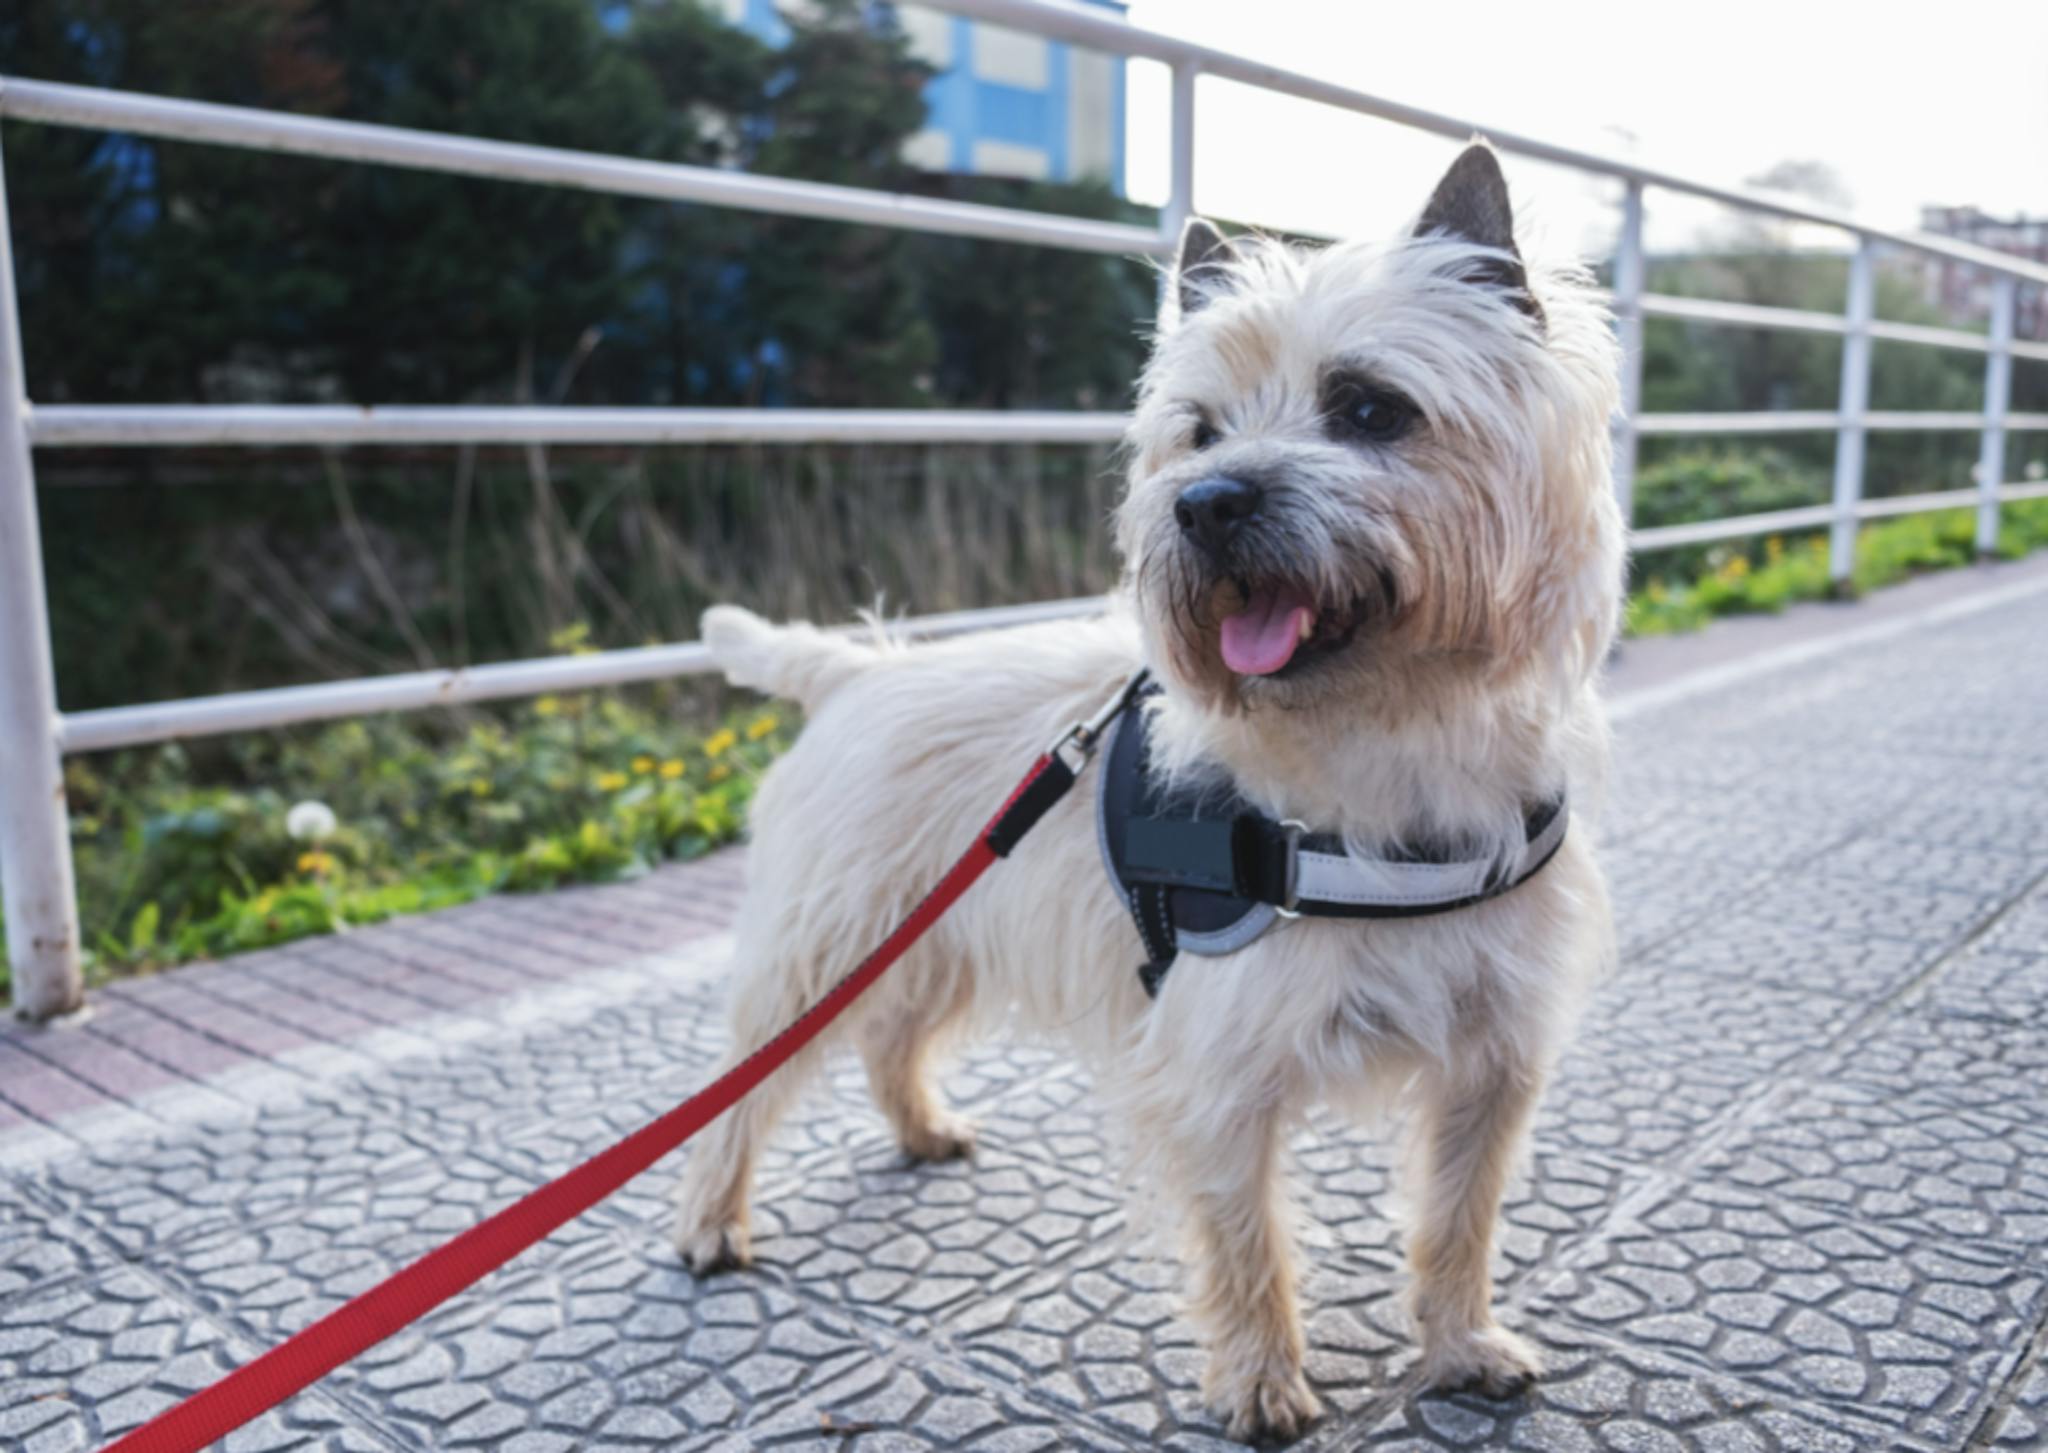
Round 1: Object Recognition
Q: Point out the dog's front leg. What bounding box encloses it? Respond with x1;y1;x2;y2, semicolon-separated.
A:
1404;1051;1543;1396
1166;1102;1321;1441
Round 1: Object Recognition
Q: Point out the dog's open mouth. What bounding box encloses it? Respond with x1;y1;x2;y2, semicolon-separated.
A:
1218;580;1367;677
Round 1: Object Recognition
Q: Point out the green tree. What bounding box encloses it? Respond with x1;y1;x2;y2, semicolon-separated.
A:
3;0;670;403
911;177;1154;411
6;0;1167;711
1640;252;1985;497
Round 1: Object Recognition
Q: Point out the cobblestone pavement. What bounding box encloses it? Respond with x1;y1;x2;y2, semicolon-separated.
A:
6;578;2048;1452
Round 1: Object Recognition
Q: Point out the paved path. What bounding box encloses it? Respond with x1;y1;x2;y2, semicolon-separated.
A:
6;568;2048;1452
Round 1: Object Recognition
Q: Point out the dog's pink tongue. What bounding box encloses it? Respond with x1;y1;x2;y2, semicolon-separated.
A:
1219;585;1315;676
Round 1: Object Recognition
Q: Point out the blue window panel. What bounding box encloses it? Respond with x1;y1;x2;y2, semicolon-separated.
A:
923;16;975;171
974;82;1050;149
1044;42;1069;181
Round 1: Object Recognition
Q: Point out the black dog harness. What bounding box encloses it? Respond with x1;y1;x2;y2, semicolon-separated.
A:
1094;676;1568;997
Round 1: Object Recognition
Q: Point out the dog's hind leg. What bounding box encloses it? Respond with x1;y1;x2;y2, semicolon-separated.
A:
1403;1050;1544;1396
671;947;834;1274
854;959;978;1162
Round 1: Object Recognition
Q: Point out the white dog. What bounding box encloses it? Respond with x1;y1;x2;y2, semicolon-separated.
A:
673;142;1622;1442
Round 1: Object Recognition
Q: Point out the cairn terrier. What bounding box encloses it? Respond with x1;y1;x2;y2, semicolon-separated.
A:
673;142;1622;1441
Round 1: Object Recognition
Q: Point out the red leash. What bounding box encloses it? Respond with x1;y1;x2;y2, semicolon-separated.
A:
101;674;1142;1453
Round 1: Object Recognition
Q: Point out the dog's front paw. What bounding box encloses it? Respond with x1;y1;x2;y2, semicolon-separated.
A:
1205;1358;1321;1444
673;1214;752;1276
1419;1322;1541;1399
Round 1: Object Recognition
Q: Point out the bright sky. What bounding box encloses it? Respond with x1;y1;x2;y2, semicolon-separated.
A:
1120;0;2048;261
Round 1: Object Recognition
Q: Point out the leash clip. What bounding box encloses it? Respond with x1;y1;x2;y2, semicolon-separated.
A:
1049;668;1150;774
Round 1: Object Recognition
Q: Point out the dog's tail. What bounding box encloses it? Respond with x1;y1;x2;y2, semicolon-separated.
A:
699;605;880;710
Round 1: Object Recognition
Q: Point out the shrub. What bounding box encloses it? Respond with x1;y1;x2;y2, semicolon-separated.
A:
1631;447;1827;583
1633;448;1826;531
1625;498;2048;636
0;681;791;992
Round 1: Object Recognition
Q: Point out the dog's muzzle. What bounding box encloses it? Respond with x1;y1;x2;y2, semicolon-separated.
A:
1174;476;1262;565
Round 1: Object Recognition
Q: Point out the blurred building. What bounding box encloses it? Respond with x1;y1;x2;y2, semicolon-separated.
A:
1915;206;2048;340
715;0;1127;193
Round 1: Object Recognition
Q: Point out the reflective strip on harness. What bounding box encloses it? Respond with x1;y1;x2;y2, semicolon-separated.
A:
1294;801;1567;911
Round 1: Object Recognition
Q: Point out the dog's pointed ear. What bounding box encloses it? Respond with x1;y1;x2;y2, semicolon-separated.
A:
1415;142;1543;324
1174;217;1242;320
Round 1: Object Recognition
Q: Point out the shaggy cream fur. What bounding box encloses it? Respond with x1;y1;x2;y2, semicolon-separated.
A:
673;142;1623;1442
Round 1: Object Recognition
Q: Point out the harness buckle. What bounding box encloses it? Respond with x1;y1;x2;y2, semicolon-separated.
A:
1274;819;1307;918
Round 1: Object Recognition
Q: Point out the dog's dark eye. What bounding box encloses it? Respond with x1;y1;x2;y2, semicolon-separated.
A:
1325;380;1419;445
1191;415;1220;451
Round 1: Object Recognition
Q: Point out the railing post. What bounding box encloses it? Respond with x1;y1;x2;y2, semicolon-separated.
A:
0;138;84;1020
1163;59;1198;243
1976;273;2016;558
1611;180;1646;526
1829;237;1876;591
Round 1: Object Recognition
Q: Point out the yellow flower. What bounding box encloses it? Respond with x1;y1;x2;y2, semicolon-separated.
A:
469;777;491;797
659;759;685;780
1718;555;1749;581
1765;535;1785;563
746;714;779;741
632;755;656;775
296;850;335;876
595;770;629;792
535;696;561;718
707;763;732;783
703;728;738;759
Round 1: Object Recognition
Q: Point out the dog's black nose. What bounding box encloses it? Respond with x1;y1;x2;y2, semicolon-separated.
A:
1174;477;1261;557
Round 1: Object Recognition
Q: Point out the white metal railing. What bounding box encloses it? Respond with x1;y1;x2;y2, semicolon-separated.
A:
53;596;1111;757
3;0;2045;1017
23;405;1135;449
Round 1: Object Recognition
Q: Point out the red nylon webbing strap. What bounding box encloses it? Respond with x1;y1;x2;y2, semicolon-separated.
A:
103;754;1064;1453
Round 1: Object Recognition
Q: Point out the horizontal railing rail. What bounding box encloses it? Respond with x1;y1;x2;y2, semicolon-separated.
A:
2;0;2044;1016
28;404;2048;449
0;77;1166;258
55;596;1110;755
1630;483;2048;552
24;404;1135;448
1638;292;2048;361
1635;412;2048;436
